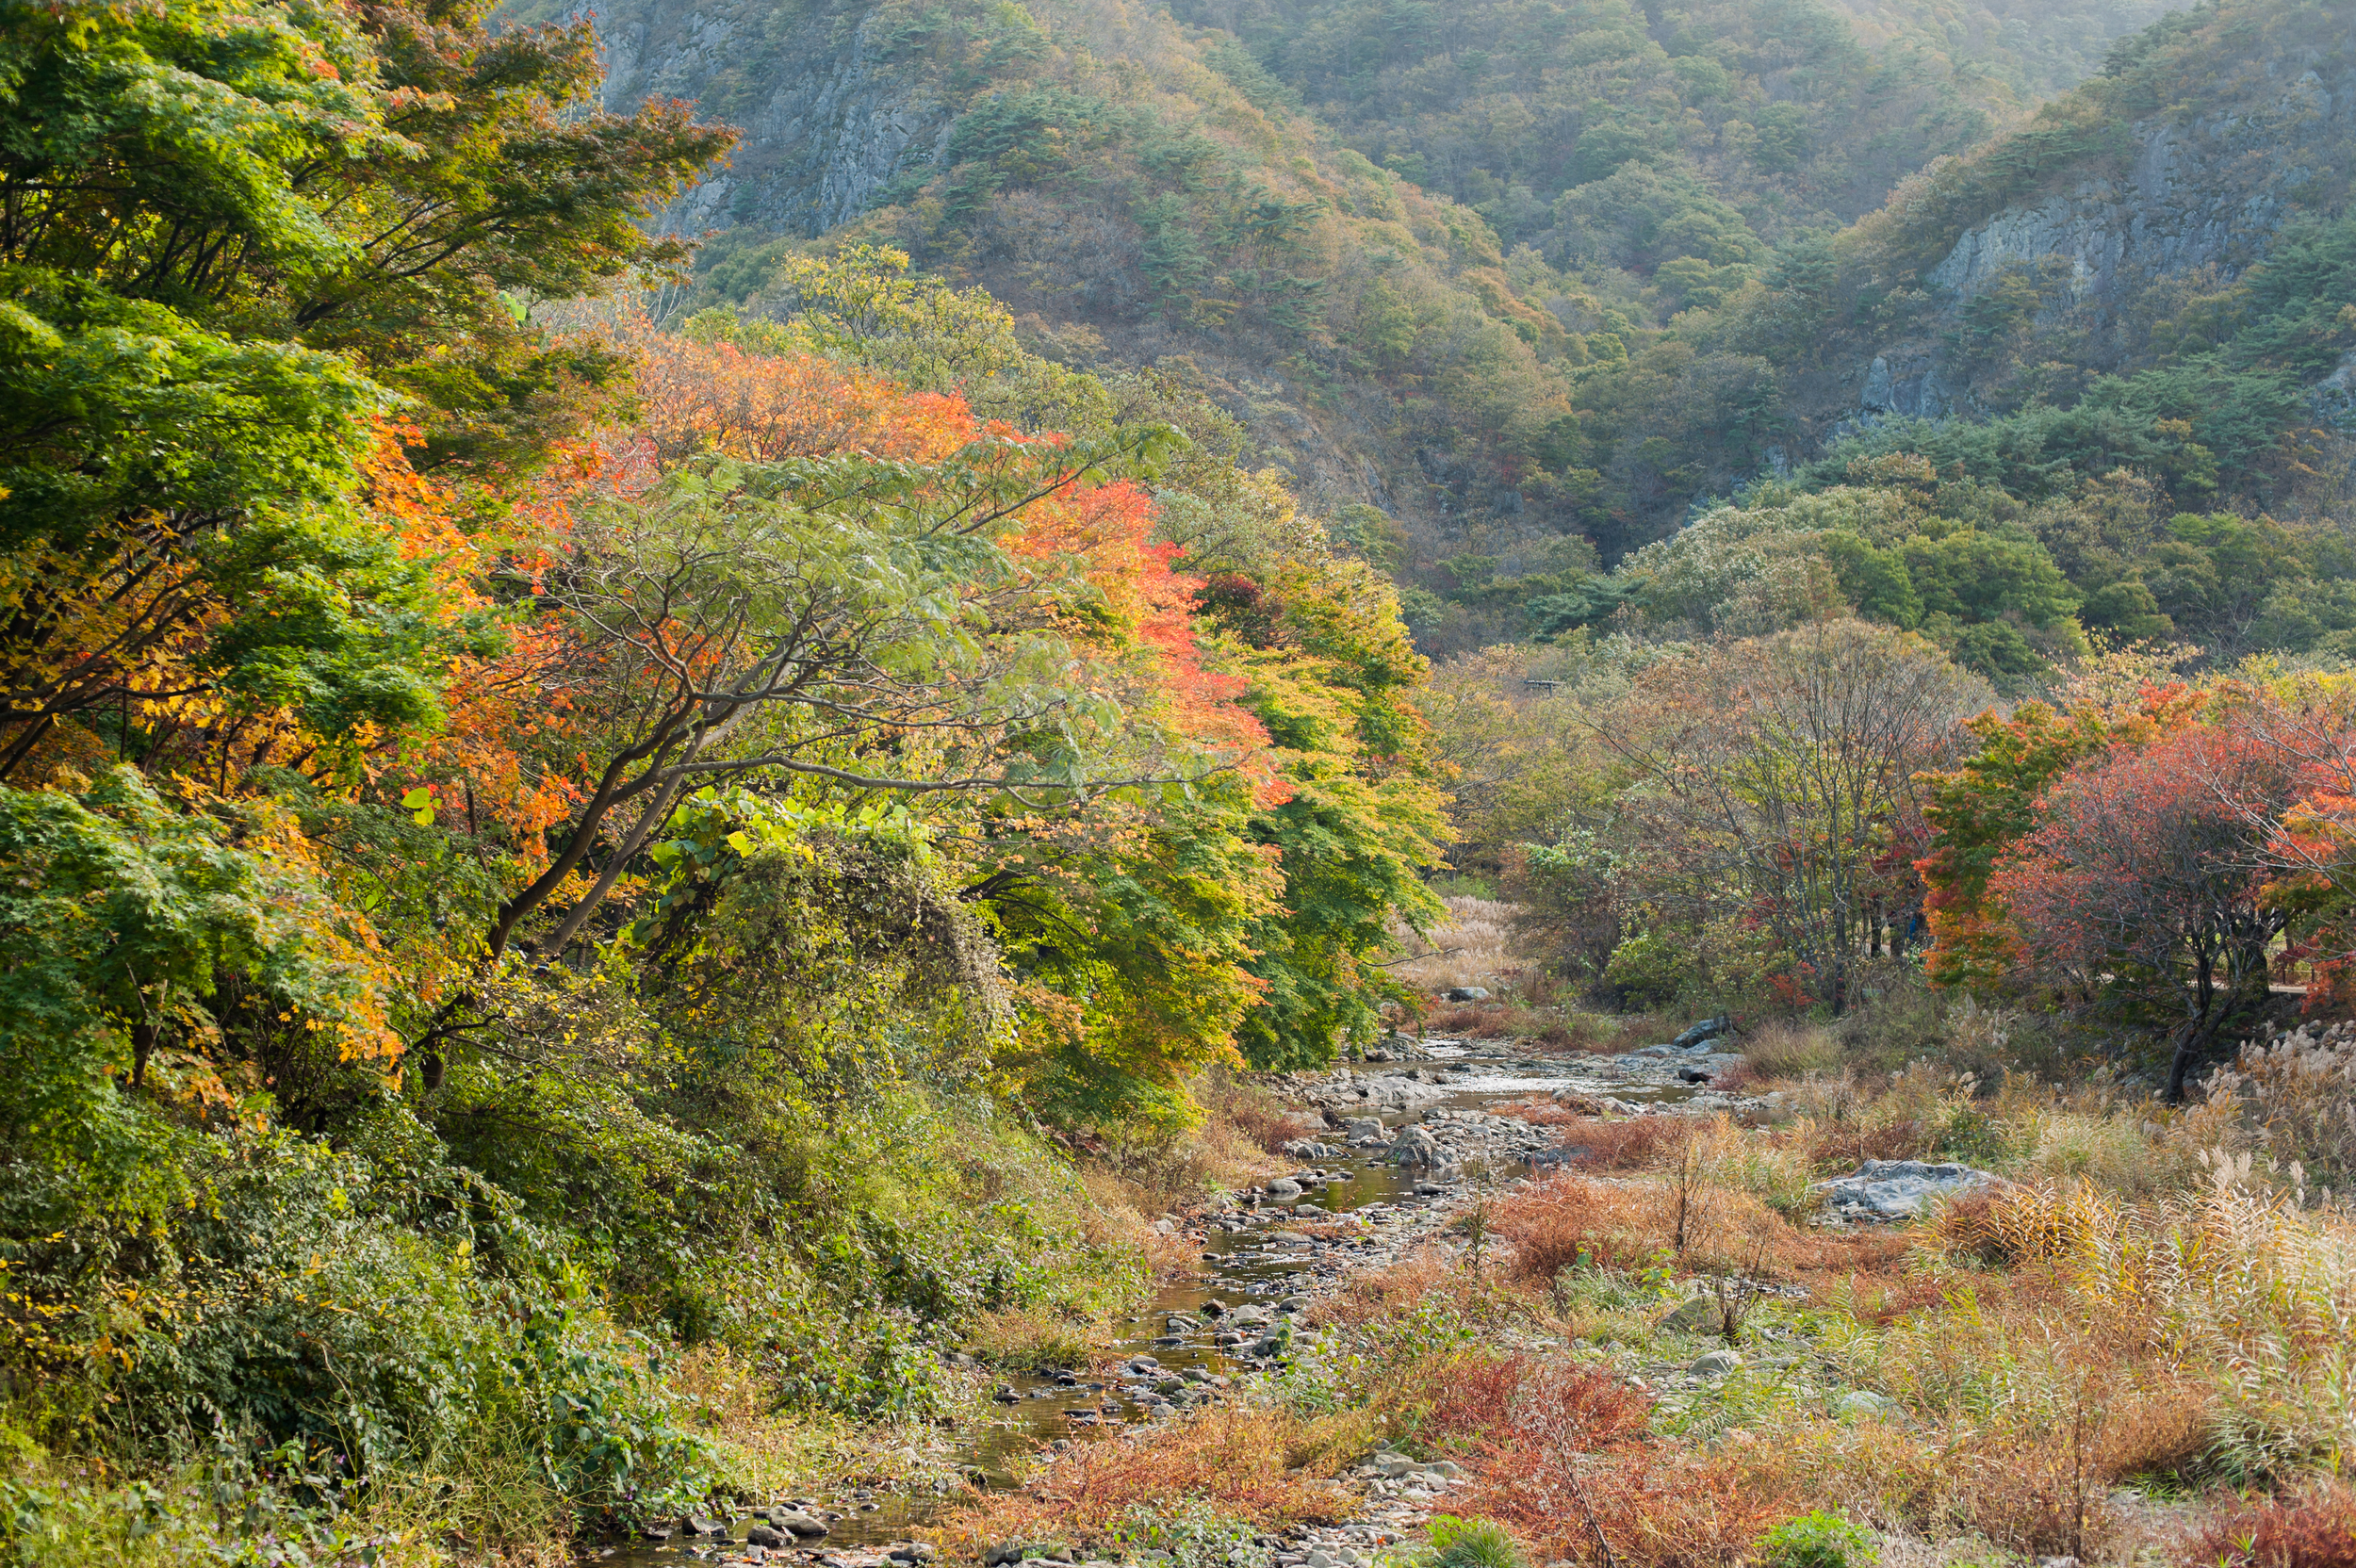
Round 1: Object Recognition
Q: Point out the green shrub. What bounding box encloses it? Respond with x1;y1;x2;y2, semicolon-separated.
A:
1758;1511;1878;1568
1423;1515;1526;1568
1602;934;1693;1009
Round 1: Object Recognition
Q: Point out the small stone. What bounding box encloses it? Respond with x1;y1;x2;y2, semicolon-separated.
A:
746;1526;786;1549
1690;1348;1742;1378
1833;1390;1898;1420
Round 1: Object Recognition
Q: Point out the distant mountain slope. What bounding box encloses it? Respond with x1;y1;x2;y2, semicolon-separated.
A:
1170;0;2174;251
500;0;2154;564
506;0;2356;652
1733;0;2356;509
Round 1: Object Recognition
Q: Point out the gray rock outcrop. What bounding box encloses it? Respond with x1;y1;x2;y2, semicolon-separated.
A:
1815;1159;2001;1219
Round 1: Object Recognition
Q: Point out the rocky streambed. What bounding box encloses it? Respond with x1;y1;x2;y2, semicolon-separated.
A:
581;1036;1779;1568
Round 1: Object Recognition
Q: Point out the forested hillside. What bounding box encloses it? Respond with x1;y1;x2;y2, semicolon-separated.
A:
541;0;2356;669
1;0;1449;1548
8;0;2356;1564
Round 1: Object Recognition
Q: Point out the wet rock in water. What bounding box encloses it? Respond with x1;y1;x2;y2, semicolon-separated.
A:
746;1526;787;1548
1265;1178;1303;1200
1815;1159;2000;1218
777;1511;830;1539
683;1515;726;1537
990;1384;1021;1402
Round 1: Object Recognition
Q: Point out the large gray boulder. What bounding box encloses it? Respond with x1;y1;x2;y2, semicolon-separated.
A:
1815;1160;2000;1218
1388;1125;1445;1167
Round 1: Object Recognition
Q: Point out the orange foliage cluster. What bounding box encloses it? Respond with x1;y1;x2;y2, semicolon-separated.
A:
377;314;1281;904
612;311;977;466
1002;478;1280;800
1915;681;2209;988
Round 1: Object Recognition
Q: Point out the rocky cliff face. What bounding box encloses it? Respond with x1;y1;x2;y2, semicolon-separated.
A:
1834;9;2356;431
589;0;948;240
1925;59;2352;303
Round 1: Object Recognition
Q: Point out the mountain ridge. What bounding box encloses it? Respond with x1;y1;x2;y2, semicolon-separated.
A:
511;0;2356;649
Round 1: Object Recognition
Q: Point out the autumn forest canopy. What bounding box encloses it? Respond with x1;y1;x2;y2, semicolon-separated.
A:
3;0;2356;1561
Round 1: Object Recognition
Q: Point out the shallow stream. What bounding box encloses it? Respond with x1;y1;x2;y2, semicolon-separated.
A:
586;1046;1702;1563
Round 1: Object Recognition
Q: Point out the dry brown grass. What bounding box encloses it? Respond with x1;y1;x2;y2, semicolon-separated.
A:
1799;1114;1939;1171
1493;1173;1678;1277
964;1306;1107;1371
1310;1248;1453;1330
1072;1166;1200;1275
1492;1170;1911;1287
1324;1344;1786;1568
1197;1071;1319;1153
925;1406;1355;1553
1391;896;1525;992
1443;1359;1789;1568
1739;1019;1846;1079
1559;1117;1693;1169
1079;1071;1305;1227
1415;1350;1654;1453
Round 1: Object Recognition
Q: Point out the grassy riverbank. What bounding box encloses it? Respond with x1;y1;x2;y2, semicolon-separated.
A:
934;1005;2356;1568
